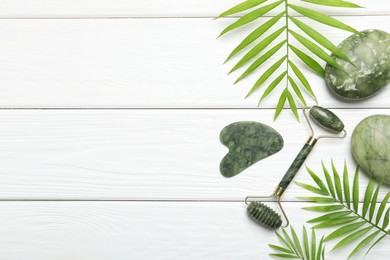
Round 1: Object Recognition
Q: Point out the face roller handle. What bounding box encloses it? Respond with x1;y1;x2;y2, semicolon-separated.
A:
277;137;317;190
277;105;346;191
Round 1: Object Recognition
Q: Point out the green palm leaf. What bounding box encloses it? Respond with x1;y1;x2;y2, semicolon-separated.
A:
289;45;325;77
307;211;351;223
246;55;287;98
289;30;347;73
332;226;373;251
288;60;318;100
274;88;288;120
270;226;325;259
324;221;366;241
288;76;307;106
298;161;390;257
235;40;286;84
331;160;343;203
348;231;381;259
286;90;299;121
300;0;362;8
288;16;352;63
288;4;359;33
321;160;335;198
218;0;284;37
353;166;359;212
215;0;268;19
259;71;287;104
312;216;359;229
362;179;376;219
376;192;390;225
226;12;285;62
303;227;310;260
229;26;286;73
217;0;361;120
369;184;381;222
343;162;351;208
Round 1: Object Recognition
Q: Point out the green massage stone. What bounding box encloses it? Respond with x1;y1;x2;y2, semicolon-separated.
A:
325;29;390;100
352;115;390;185
220;121;283;177
309;106;345;133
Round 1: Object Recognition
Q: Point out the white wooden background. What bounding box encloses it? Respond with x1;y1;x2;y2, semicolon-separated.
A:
0;0;388;259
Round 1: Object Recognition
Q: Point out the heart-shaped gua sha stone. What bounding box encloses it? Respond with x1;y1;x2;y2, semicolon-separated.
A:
220;121;284;177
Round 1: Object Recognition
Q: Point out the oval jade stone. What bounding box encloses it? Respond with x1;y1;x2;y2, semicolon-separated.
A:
352;115;390;185
325;30;390;100
309;106;344;133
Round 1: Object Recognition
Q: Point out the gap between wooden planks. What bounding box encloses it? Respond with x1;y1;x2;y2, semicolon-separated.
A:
0;201;388;260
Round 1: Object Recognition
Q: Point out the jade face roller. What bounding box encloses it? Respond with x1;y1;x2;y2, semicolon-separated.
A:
245;106;347;229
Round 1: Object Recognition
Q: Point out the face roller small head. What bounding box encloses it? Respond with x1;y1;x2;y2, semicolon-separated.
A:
309;105;345;133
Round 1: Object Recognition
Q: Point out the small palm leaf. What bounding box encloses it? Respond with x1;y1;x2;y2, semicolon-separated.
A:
288;76;307;106
300;0;362;8
289;30;348;73
270;226;325;259
246;55;287;98
288;4;359;33
274;88;288;120
297;161;390;258
289;45;325;77
286;90;300;121
218;0;284;37
259;71;287;104
215;0;268;19
288;16;351;63
235;40;286;84
216;0;361;120
226;12;285;62
229;26;286;73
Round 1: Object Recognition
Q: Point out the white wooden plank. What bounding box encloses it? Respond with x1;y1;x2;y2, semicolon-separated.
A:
0;0;387;18
0;17;389;108
0;202;388;259
0;109;389;200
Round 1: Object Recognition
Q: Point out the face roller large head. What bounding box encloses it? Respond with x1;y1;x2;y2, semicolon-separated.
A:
245;106;347;229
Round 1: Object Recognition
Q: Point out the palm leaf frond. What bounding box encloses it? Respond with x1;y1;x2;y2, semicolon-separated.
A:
270;226;325;259
297;161;390;259
216;0;361;120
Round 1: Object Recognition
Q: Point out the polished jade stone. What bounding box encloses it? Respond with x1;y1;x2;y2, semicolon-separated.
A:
325;29;390;100
309;106;344;133
352;115;390;185
278;143;312;189
220;121;283;177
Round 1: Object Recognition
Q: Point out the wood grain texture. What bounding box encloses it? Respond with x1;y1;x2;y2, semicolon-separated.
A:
0;0;386;18
1;1;389;258
0;17;389;108
0;109;389;200
0;202;388;260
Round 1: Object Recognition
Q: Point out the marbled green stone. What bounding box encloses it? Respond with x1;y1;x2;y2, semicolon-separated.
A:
325;29;390;100
278;143;313;189
309;106;344;133
220;121;283;178
352;115;390;185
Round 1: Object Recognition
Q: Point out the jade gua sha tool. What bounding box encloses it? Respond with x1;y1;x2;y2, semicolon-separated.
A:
220;122;284;178
245;106;347;229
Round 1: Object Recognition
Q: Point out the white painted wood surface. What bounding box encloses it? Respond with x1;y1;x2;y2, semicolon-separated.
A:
0;0;387;17
0;202;387;260
0;0;389;259
0;17;389;108
0;109;387;201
